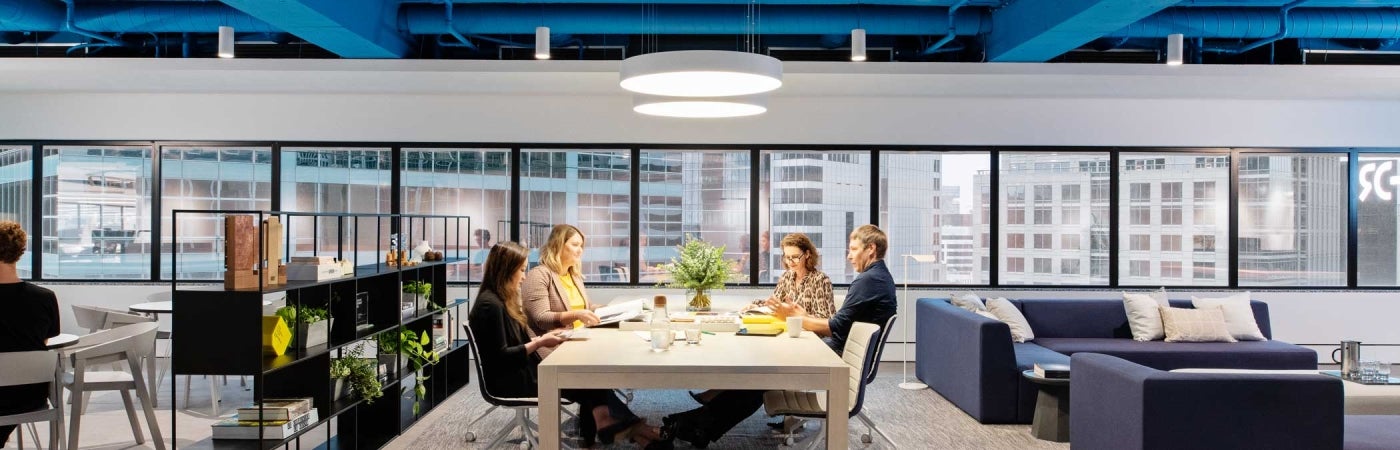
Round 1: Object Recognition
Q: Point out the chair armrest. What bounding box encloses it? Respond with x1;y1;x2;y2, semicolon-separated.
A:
916;298;1018;422
1071;353;1343;450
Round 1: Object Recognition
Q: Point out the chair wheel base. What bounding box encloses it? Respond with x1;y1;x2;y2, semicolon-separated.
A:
862;434;873;443
464;431;476;442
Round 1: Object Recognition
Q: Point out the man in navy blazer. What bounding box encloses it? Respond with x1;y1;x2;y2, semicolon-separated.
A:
663;225;898;448
773;224;897;354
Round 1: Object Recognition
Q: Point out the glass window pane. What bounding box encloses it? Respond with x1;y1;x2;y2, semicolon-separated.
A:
519;149;630;283
762;151;870;284
42;146;153;279
1239;153;1347;286
402;148;510;283
282;147;392;269
880;152;988;285
1118;153;1229;286
640;150;748;284
1358;154;1400;285
162;147;272;280
0;147;33;277
999;152;1108;285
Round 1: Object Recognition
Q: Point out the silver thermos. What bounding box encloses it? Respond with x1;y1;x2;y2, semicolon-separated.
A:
1333;340;1362;379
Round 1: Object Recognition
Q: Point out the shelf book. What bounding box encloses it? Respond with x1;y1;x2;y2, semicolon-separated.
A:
171;210;473;450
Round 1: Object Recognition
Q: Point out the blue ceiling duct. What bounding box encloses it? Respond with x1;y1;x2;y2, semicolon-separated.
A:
399;4;989;35
0;1;278;33
1106;7;1400;39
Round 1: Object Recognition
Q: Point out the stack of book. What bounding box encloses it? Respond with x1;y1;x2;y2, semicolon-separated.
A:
1033;363;1071;379
213;398;319;440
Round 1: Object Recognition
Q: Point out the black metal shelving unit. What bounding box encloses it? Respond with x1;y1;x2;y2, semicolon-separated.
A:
169;210;471;450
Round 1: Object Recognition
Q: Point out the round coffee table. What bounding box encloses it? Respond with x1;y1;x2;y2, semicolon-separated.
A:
1022;369;1071;442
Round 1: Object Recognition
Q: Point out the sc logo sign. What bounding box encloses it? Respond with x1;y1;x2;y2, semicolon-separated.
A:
1360;161;1399;202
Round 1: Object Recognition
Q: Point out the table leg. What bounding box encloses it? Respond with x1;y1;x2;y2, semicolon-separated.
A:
538;365;561;449
1031;385;1070;442
826;367;849;449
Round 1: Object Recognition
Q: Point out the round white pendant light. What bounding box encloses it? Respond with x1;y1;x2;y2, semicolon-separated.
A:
620;50;782;97
633;94;767;118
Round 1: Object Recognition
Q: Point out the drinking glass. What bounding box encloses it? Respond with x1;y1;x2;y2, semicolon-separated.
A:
1361;361;1379;383
650;329;672;352
1380;361;1393;383
685;327;702;345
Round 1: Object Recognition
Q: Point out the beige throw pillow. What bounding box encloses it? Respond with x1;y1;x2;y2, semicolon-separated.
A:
1123;292;1170;341
950;291;987;312
986;297;1035;343
1191;292;1266;341
1161;306;1237;343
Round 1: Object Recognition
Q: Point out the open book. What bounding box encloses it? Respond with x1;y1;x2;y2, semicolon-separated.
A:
595;299;645;325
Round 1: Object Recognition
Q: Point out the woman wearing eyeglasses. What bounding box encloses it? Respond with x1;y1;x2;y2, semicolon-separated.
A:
747;232;834;318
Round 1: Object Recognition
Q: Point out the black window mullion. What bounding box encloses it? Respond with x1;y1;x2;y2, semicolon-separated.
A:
1228;148;1241;288
988;150;999;287
630;147;640;285
149;143;161;282
870;149;881;227
30;144;41;281
510;147;521;243
1107;150;1119;288
750;148;760;286
270;143;282;211
1348;149;1359;288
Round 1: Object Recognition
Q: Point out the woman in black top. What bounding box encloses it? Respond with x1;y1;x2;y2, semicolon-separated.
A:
0;221;59;446
468;242;670;449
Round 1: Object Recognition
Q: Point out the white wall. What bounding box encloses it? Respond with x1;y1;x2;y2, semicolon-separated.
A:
14;58;1400;363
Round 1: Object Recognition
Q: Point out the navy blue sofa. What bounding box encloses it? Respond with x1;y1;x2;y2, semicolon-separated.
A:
915;297;1318;424
1070;353;1343;450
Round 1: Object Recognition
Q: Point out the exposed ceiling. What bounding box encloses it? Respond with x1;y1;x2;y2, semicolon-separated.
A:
1;0;1399;64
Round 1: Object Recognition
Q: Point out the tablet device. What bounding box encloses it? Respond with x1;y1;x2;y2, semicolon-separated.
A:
737;327;783;337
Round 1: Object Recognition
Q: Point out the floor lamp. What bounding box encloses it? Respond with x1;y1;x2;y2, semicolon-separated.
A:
900;253;938;390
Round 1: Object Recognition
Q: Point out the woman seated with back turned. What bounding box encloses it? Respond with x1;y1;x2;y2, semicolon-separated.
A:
469;242;671;449
522;224;601;358
689;232;834;405
0;221;60;447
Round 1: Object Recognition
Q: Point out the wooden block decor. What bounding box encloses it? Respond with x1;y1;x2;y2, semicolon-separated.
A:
225;215;258;290
262;216;284;286
262;316;292;356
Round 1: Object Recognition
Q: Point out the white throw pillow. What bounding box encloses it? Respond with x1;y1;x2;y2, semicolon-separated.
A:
974;310;998;321
1161;306;1237;343
1123;292;1170;341
986;297;1035;343
950;291;987;312
1191;292;1266;341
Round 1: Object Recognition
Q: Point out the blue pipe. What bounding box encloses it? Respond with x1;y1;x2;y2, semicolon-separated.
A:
1107;8;1400;39
400;4;988;35
1199;0;1309;53
920;0;967;56
61;0;122;55
437;0;477;50
0;1;279;33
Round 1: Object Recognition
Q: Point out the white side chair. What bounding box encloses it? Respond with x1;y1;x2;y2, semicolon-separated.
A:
63;322;166;450
763;321;885;449
0;351;64;450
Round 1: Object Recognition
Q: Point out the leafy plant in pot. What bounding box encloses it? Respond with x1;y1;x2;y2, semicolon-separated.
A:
658;234;733;311
330;343;382;403
377;329;441;414
275;305;332;349
402;280;433;314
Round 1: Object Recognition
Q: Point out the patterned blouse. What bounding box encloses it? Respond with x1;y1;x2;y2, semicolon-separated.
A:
754;270;835;319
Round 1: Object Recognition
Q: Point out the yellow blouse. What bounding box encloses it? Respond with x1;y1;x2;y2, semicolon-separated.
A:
560;272;586;328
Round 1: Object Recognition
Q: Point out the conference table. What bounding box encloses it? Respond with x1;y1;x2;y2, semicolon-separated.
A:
537;328;850;449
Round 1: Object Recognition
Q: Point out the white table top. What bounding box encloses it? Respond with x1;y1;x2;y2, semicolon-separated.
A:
129;301;172;314
540;328;847;374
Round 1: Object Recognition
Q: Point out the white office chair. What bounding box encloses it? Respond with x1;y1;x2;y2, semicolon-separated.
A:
0;351;64;450
462;324;580;449
63;322;166;450
763;321;886;449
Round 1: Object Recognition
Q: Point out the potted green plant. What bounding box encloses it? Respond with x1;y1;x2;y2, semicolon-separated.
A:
275;305;332;348
658;235;733;311
402;280;433;314
376;329;441;414
330;343;382;404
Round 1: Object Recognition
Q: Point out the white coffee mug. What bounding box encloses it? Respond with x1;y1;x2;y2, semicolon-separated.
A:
786;316;804;338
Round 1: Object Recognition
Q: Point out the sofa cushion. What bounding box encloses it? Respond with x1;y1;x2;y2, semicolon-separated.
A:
1011;298;1275;340
1345;416;1400;450
988;297;1035;342
1013;342;1070;371
1033;338;1317;370
1160;306;1236;343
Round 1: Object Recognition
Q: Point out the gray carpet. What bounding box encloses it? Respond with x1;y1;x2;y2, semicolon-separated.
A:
387;363;1068;450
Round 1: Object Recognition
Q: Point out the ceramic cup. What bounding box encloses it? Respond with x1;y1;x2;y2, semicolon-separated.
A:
786;316;803;338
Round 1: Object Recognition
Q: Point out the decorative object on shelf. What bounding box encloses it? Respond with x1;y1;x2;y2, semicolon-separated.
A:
261;216;284;286
225;215;258;290
261;315;292;356
377;329;441;415
355;292;373;332
236;398;312;422
402;280;433;311
659;234;732;311
287;255;343;281
211;409;319;440
411;240;433;263
276;305;333;349
330;343;382;404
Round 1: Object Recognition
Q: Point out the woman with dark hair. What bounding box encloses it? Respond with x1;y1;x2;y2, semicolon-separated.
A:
469;242;670;449
0;221;59;446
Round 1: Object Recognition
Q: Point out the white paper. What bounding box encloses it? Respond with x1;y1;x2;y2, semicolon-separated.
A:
596;299;645;325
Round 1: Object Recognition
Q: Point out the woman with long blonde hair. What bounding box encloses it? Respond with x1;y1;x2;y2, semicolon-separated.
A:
469;242;670;448
522;224;600;347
